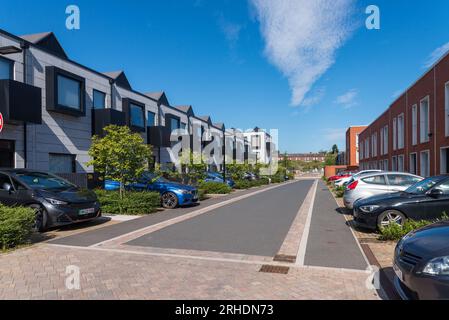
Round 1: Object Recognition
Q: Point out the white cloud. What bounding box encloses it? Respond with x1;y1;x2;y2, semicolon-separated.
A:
218;15;242;47
424;41;449;68
301;87;326;107
323;128;346;142
250;0;357;106
335;89;358;109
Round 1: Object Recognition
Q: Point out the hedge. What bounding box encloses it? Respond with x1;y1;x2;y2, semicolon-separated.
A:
95;190;160;215
379;214;449;241
234;178;271;189
198;181;232;194
0;204;35;250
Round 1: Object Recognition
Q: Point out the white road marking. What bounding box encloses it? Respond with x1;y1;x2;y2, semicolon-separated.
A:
295;179;318;266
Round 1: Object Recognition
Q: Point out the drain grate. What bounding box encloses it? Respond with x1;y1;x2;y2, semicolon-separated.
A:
259;265;289;274
273;254;296;263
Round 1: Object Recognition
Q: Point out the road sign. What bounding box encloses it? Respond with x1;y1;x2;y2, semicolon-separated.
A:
0;112;3;133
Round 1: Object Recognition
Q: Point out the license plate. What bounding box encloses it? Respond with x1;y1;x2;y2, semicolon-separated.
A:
79;208;95;215
393;263;403;281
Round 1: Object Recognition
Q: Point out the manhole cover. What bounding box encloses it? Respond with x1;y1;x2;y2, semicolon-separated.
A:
259;265;289;274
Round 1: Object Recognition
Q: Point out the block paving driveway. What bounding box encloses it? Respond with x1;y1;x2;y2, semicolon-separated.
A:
0;178;380;300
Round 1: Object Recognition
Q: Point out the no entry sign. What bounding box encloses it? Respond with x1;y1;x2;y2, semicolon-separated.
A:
0;112;3;133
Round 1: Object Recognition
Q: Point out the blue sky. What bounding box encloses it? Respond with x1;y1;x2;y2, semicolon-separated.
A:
1;0;449;153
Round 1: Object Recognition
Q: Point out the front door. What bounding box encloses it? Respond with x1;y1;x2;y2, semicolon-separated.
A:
0;140;14;168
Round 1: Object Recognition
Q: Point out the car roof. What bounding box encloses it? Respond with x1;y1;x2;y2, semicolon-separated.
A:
356;171;423;179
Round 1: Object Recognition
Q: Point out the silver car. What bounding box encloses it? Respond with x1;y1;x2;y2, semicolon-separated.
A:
343;172;423;209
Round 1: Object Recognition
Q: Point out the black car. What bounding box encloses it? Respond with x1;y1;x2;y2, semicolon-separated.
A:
353;175;449;230
394;221;449;299
0;169;101;232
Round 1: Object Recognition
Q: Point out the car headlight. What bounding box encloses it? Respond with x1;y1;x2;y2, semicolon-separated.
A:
46;198;68;205
178;189;189;195
422;256;449;276
359;205;380;213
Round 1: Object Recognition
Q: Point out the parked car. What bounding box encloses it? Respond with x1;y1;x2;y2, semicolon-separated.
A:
0;169;101;232
328;172;352;182
353;175;449;230
343;172;423;210
334;170;382;187
243;172;257;181
105;172;199;209
204;172;235;187
394;220;449;299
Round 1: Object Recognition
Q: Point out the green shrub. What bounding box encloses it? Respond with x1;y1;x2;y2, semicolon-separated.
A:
334;186;345;198
198;189;208;201
234;180;252;189
379;215;449;241
0;204;35;250
198;181;232;194
234;178;271;189
95;190;160;215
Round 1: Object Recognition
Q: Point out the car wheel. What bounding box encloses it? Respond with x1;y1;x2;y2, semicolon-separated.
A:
377;210;406;229
161;192;179;209
29;204;48;232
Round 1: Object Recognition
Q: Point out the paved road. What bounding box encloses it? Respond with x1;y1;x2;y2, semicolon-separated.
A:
127;180;314;256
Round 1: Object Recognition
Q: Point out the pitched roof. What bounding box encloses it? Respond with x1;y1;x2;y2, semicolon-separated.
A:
174;105;194;116
197;115;212;124
145;91;170;106
19;32;68;58
213;122;225;130
102;71;132;90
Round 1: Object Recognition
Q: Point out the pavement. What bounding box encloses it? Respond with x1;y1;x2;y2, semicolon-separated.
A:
0;178;380;300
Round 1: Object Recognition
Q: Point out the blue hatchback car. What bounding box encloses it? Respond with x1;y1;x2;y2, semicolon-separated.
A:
204;172;235;187
105;172;199;209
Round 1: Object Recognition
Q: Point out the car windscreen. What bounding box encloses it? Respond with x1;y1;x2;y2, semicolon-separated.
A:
405;176;446;194
141;172;169;183
15;172;76;191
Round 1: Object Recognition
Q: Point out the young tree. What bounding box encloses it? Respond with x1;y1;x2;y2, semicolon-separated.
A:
331;144;339;154
87;125;153;198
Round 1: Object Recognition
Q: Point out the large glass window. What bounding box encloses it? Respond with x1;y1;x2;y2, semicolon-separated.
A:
49;153;76;173
170;117;180;131
130;103;144;128
57;75;81;110
147;111;156;127
0;57;12;80
446;83;449;137
397;114;404;149
420;97;430;143
93;90;106;109
410;153;417;175
412;105;418;145
420;151;430;178
393;117;397;150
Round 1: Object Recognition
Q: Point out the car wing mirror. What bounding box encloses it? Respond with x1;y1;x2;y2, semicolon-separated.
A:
428;188;444;198
2;183;13;194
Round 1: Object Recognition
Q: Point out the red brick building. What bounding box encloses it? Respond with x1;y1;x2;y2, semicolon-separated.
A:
345;126;367;168
359;51;449;177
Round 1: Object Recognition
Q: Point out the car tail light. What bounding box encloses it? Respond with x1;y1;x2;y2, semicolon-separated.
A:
347;180;358;190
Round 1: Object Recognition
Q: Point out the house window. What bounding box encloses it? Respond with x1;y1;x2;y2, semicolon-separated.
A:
393;117;397;150
93;90;106;109
445;83;449;137
49;153;76;173
398;155;404;172
410;153;417;175
440;147;449;174
130;103;144;128
420;150;430;177
170;117;180;131
382;126;389;155
412;105;418;145
147;111;156;127
420;97;430;143
252;135;261;149
181;122;186;130
383;159;389;170
397;114;404;149
0;57;13;80
392;156;397;171
364;139;369;159
57;74;82;110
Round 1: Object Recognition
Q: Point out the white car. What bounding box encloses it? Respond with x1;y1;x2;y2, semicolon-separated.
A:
343;171;423;209
334;170;382;187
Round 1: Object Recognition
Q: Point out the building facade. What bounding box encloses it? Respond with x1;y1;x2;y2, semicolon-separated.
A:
345;126;367;168
0;29;272;183
359;50;449;177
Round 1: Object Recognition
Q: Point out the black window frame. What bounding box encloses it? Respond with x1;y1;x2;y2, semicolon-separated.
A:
0;56;14;80
122;98;146;132
45;66;86;117
48;153;76;174
147;111;156;127
93;89;106;110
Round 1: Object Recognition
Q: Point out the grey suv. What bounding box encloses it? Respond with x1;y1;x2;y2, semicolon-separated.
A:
0;169;101;232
